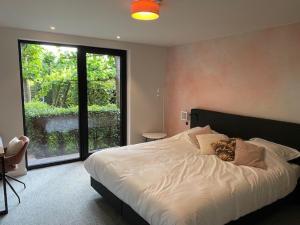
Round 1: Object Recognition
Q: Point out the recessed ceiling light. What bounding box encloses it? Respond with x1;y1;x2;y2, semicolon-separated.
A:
116;36;121;39
50;26;56;30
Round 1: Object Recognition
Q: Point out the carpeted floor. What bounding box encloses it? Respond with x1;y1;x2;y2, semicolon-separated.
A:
0;162;299;225
0;162;128;225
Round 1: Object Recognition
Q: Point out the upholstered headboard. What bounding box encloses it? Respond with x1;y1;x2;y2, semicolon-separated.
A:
190;109;300;150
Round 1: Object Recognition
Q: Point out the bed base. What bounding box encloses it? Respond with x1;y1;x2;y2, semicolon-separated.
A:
91;177;299;225
91;177;148;225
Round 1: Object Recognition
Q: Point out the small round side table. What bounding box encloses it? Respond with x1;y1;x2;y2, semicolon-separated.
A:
142;132;167;142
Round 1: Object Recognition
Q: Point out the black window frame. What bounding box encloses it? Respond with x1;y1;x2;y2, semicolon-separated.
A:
18;39;127;169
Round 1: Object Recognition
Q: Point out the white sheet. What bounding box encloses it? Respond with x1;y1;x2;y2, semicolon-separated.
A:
84;132;299;225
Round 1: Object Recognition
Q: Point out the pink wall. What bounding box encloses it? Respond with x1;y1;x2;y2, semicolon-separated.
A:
165;23;300;136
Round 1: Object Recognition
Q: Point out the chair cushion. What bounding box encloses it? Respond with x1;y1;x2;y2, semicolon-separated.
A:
0;161;17;172
6;137;24;156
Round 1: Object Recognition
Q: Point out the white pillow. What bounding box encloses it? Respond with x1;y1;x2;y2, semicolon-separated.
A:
7;137;24;156
250;138;300;161
187;125;213;148
171;126;212;147
196;134;228;155
185;126;206;135
185;126;219;135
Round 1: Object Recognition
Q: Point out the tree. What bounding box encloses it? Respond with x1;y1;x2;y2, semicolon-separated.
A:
21;43;44;102
21;43;118;108
115;56;120;108
86;53;117;106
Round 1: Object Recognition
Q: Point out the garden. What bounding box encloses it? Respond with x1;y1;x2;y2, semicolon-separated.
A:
21;43;120;160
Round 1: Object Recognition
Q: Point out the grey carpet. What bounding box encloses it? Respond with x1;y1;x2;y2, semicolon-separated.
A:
0;162;128;225
0;162;299;225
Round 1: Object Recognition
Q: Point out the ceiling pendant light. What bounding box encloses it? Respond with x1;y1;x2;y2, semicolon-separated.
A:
131;0;160;21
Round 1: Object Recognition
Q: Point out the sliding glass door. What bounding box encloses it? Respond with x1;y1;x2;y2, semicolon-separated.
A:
86;53;122;153
19;41;126;168
78;47;127;159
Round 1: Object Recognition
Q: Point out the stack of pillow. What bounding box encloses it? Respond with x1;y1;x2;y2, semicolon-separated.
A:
186;126;300;170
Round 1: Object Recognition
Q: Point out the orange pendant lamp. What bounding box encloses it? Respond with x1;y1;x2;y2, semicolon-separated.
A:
131;0;160;21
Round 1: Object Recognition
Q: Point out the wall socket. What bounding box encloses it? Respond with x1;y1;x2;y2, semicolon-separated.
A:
181;111;188;121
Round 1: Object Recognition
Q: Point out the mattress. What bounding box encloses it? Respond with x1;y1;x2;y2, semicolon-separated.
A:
84;131;299;225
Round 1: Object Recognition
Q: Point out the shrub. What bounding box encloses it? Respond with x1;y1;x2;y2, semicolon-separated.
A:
25;102;120;159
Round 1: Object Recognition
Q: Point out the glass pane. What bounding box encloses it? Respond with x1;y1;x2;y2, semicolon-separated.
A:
86;53;121;152
20;43;79;166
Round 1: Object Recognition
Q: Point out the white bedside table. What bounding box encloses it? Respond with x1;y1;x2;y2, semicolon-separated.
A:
142;132;167;142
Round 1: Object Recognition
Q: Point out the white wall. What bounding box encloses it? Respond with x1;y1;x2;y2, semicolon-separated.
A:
0;27;166;175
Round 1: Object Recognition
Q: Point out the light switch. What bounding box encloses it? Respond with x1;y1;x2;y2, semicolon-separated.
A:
156;88;160;97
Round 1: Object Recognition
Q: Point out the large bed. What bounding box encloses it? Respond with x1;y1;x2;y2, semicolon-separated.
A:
84;109;300;225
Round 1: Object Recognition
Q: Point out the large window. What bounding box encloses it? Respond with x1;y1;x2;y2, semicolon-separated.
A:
19;41;127;168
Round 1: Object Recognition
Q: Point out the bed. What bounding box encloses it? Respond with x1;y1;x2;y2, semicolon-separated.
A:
84;109;300;225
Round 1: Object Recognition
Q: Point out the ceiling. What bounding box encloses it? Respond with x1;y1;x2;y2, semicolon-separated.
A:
0;0;300;46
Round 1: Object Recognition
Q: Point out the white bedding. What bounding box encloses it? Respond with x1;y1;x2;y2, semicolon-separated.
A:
84;132;300;225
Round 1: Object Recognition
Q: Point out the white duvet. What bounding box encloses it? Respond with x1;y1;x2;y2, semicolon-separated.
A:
84;132;299;225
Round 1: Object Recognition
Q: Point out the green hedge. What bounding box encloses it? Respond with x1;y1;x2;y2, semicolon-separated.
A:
25;101;118;118
25;102;120;159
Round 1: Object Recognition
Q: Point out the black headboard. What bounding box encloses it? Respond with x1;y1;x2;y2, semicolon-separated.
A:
190;109;300;150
